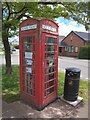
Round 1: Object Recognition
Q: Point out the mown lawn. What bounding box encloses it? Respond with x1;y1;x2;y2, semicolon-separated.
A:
2;65;89;103
2;65;20;103
58;72;88;102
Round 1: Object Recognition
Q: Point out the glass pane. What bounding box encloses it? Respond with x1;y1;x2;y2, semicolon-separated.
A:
26;67;32;73
25;52;33;59
26;37;32;43
47;53;55;59
45;83;47;89
24;44;32;51
44;91;46;96
25;73;33;80
23;37;32;43
45;80;54;89
27;82;33;88
45;75;48;81
49;73;54;80
27;88;33;95
45;67;55;73
25;59;33;65
45;46;55;51
47;37;56;44
47;87;54;95
25;80;28;86
49;67;55;73
49;80;55;87
47;60;55;66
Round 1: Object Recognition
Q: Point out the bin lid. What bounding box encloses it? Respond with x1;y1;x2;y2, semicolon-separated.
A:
66;67;81;73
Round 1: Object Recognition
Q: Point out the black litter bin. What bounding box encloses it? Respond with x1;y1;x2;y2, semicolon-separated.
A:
63;67;81;102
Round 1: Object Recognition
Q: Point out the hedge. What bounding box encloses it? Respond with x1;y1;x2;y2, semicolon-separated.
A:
78;46;90;59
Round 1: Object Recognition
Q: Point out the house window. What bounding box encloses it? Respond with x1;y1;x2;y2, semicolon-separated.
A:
72;46;74;52
68;47;71;52
68;46;74;52
75;47;78;52
65;46;68;51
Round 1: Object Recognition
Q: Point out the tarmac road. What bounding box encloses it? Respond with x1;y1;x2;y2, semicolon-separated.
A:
0;50;89;81
58;56;89;81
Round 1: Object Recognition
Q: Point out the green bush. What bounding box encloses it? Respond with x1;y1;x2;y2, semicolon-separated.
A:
78;46;90;59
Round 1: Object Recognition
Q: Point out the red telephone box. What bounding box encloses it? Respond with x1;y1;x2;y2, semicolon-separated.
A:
19;18;59;110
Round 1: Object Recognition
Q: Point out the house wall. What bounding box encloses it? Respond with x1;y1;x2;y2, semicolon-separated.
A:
59;47;65;56
60;32;89;57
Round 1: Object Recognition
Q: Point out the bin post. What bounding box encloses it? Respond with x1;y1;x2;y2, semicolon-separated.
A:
63;67;81;102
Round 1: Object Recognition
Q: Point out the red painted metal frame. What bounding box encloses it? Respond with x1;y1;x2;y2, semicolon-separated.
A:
41;33;58;106
19;18;59;110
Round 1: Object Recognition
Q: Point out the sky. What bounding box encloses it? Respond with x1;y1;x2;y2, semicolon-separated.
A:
56;17;87;36
9;17;87;42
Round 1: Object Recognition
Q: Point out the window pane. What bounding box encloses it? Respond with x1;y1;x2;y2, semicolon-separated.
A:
65;47;68;51
47;53;55;59
45;67;55;73
27;82;33;88
25;52;33;59
24;44;32;51
45;80;55;89
49;80;55;87
23;37;32;43
25;80;28;86
26;67;32;73
49;73;54;80
27;88;33;95
47;60;55;66
24;59;33;65
47;87;54;95
46;45;55;51
71;46;74;52
47;37;56;44
44;75;48;82
26;37;32;43
25;73;33;80
75;47;78;52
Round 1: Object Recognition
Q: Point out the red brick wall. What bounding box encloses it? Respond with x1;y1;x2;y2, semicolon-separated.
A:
60;32;87;57
64;32;85;46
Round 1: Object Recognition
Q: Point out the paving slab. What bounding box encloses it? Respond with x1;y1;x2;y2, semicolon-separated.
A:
9;100;68;118
70;101;88;118
76;102;88;118
2;101;24;118
8;99;85;118
2;99;88;119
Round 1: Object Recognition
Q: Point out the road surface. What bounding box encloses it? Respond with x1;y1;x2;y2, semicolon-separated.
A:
0;50;89;81
58;56;89;81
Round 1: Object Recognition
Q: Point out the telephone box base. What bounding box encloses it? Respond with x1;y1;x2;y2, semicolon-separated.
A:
20;95;58;111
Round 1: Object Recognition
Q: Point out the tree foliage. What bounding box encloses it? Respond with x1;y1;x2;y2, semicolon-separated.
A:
2;2;89;37
2;2;89;74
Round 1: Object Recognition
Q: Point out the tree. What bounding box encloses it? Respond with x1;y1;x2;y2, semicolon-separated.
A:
2;2;89;74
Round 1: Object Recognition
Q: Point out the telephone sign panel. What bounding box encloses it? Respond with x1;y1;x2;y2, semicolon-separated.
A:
19;18;59;110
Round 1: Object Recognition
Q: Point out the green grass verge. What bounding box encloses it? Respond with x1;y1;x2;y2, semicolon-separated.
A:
2;65;89;103
58;72;88;102
2;65;20;103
